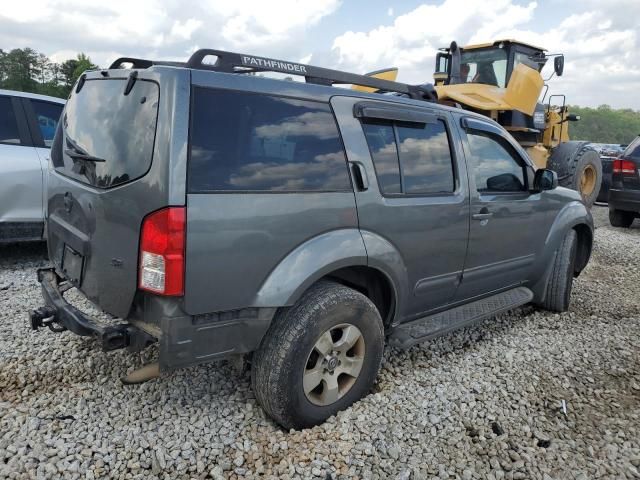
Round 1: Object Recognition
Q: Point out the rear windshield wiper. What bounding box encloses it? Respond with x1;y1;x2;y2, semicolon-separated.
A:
64;149;106;163
64;134;106;163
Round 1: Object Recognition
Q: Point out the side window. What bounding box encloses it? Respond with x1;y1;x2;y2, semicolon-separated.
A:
189;88;351;192
362;121;401;194
397;121;455;194
361;117;455;195
30;100;63;148
0;96;21;145
466;131;526;192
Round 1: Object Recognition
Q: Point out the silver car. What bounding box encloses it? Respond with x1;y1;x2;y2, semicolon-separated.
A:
0;89;64;242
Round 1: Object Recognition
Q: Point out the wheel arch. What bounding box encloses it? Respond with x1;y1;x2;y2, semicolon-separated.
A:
530;200;594;302
572;222;592;276
322;265;398;328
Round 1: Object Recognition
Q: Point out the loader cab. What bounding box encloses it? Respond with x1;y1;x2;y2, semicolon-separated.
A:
435;40;548;88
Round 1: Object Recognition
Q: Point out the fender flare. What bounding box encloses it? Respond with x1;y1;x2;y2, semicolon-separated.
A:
253;228;368;308
530;200;593;303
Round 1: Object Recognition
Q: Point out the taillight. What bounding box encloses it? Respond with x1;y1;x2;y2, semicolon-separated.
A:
139;207;185;296
612;159;637;175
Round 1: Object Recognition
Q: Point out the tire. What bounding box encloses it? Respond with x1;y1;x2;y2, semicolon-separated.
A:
548;142;602;208
609;209;635;228
251;281;384;430
542;229;577;312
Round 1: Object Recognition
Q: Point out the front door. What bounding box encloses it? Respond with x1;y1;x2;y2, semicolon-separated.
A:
455;117;538;301
332;97;470;320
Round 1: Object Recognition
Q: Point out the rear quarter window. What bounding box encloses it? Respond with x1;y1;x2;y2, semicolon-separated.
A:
623;136;640;161
188;88;351;192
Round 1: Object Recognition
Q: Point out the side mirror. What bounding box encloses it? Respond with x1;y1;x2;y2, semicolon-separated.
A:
554;55;564;77
533;168;558;192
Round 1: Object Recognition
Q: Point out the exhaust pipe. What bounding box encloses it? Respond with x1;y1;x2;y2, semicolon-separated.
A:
121;362;160;385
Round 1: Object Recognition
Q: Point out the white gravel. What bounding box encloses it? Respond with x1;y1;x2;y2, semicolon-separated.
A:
1;206;639;480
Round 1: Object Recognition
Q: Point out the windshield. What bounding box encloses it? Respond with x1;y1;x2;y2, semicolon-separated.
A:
460;48;508;87
52;78;159;188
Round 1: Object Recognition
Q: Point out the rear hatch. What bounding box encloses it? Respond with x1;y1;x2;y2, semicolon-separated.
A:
47;69;186;318
616;137;640;191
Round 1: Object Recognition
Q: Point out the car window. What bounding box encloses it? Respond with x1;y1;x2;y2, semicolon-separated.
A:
623;136;640;161
31;100;63;148
467;131;526;192
55;78;159;189
189;88;351;192
397;121;455;194
0;96;21;145
362;121;401;194
362;118;455;195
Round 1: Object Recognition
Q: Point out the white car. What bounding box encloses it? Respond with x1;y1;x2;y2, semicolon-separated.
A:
0;89;65;242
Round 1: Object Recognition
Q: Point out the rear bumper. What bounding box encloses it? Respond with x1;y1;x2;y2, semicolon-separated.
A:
31;268;277;371
609;188;640;213
31;268;155;352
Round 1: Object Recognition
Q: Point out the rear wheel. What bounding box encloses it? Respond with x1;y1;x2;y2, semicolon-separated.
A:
251;281;384;430
541;229;577;312
609;209;635;228
548;142;602;208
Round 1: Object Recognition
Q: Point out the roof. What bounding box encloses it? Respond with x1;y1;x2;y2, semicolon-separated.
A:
462;39;547;52
0;88;66;104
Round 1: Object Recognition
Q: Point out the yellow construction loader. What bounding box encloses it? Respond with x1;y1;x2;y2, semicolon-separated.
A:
355;39;602;206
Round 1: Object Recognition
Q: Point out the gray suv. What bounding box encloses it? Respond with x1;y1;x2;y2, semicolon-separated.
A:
30;50;593;429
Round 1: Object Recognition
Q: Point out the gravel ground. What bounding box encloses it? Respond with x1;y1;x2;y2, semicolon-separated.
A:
1;206;639;480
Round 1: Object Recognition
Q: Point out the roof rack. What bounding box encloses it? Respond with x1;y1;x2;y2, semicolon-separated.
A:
109;49;438;102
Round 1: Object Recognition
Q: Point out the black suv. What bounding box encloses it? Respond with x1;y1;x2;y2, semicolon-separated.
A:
609;135;640;227
31;49;593;429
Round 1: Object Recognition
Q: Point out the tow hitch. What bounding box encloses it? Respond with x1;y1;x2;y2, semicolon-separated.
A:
29;306;67;332
31;268;156;353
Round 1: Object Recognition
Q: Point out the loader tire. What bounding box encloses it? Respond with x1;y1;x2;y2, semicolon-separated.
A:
548;141;602;208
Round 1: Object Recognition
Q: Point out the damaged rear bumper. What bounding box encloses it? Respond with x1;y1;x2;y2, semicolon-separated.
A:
30;268;155;352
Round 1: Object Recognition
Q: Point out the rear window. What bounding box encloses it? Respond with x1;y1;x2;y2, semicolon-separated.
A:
623;136;640;161
31;100;63;148
52;78;159;188
188;88;351;192
362;118;455;195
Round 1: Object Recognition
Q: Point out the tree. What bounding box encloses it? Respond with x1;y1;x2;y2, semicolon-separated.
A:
569;105;640;144
0;48;99;98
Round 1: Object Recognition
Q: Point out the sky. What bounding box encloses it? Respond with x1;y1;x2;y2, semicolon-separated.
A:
1;0;639;109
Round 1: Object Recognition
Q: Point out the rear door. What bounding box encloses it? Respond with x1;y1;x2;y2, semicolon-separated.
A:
0;94;44;241
46;69;188;318
332;96;470;320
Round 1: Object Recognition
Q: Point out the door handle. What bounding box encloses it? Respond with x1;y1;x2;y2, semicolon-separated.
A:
472;208;493;220
350;162;369;191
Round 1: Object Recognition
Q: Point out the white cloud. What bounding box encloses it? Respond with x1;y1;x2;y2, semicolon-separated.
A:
330;0;640;109
0;0;638;109
0;0;341;67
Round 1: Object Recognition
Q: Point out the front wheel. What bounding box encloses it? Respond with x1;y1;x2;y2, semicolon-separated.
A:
541;229;577;312
251;281;384;430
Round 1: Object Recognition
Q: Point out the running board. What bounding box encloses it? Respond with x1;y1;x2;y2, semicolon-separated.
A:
389;287;533;349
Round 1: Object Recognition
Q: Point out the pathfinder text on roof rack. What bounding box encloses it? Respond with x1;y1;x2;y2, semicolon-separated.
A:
241;56;308;73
